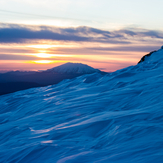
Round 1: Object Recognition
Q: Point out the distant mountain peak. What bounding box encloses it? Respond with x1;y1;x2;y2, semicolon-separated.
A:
47;62;101;74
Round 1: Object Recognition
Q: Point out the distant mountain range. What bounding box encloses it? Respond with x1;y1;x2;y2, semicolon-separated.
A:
0;62;107;95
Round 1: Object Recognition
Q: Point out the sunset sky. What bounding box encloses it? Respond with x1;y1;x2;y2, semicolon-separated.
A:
1;0;163;72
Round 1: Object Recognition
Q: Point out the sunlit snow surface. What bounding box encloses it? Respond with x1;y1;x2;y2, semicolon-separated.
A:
1;49;163;162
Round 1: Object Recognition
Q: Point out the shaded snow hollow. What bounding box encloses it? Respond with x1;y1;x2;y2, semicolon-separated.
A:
47;62;100;74
1;47;163;162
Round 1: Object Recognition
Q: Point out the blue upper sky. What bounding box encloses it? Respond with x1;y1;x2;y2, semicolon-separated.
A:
1;0;163;30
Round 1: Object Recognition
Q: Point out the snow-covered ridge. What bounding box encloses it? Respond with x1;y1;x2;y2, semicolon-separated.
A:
1;46;163;162
113;46;163;73
138;46;163;64
47;62;100;74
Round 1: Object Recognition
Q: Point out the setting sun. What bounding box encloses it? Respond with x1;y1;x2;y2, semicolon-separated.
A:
34;53;74;58
32;60;55;64
35;53;53;58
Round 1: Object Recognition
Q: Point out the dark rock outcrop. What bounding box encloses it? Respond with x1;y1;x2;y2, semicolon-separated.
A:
138;50;157;64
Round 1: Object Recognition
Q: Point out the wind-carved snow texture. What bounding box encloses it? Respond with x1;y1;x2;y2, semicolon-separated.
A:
1;48;163;162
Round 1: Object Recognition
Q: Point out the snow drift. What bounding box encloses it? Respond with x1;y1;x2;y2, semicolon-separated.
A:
1;47;163;162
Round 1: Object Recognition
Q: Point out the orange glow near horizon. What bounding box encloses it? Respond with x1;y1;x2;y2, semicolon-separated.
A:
27;60;68;64
0;40;152;72
26;44;78;49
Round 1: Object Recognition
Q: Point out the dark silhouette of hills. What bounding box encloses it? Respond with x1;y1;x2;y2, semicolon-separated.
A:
0;82;41;95
0;62;107;95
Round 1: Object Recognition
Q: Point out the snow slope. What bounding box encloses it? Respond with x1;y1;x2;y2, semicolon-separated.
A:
47;62;100;74
1;47;163;162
